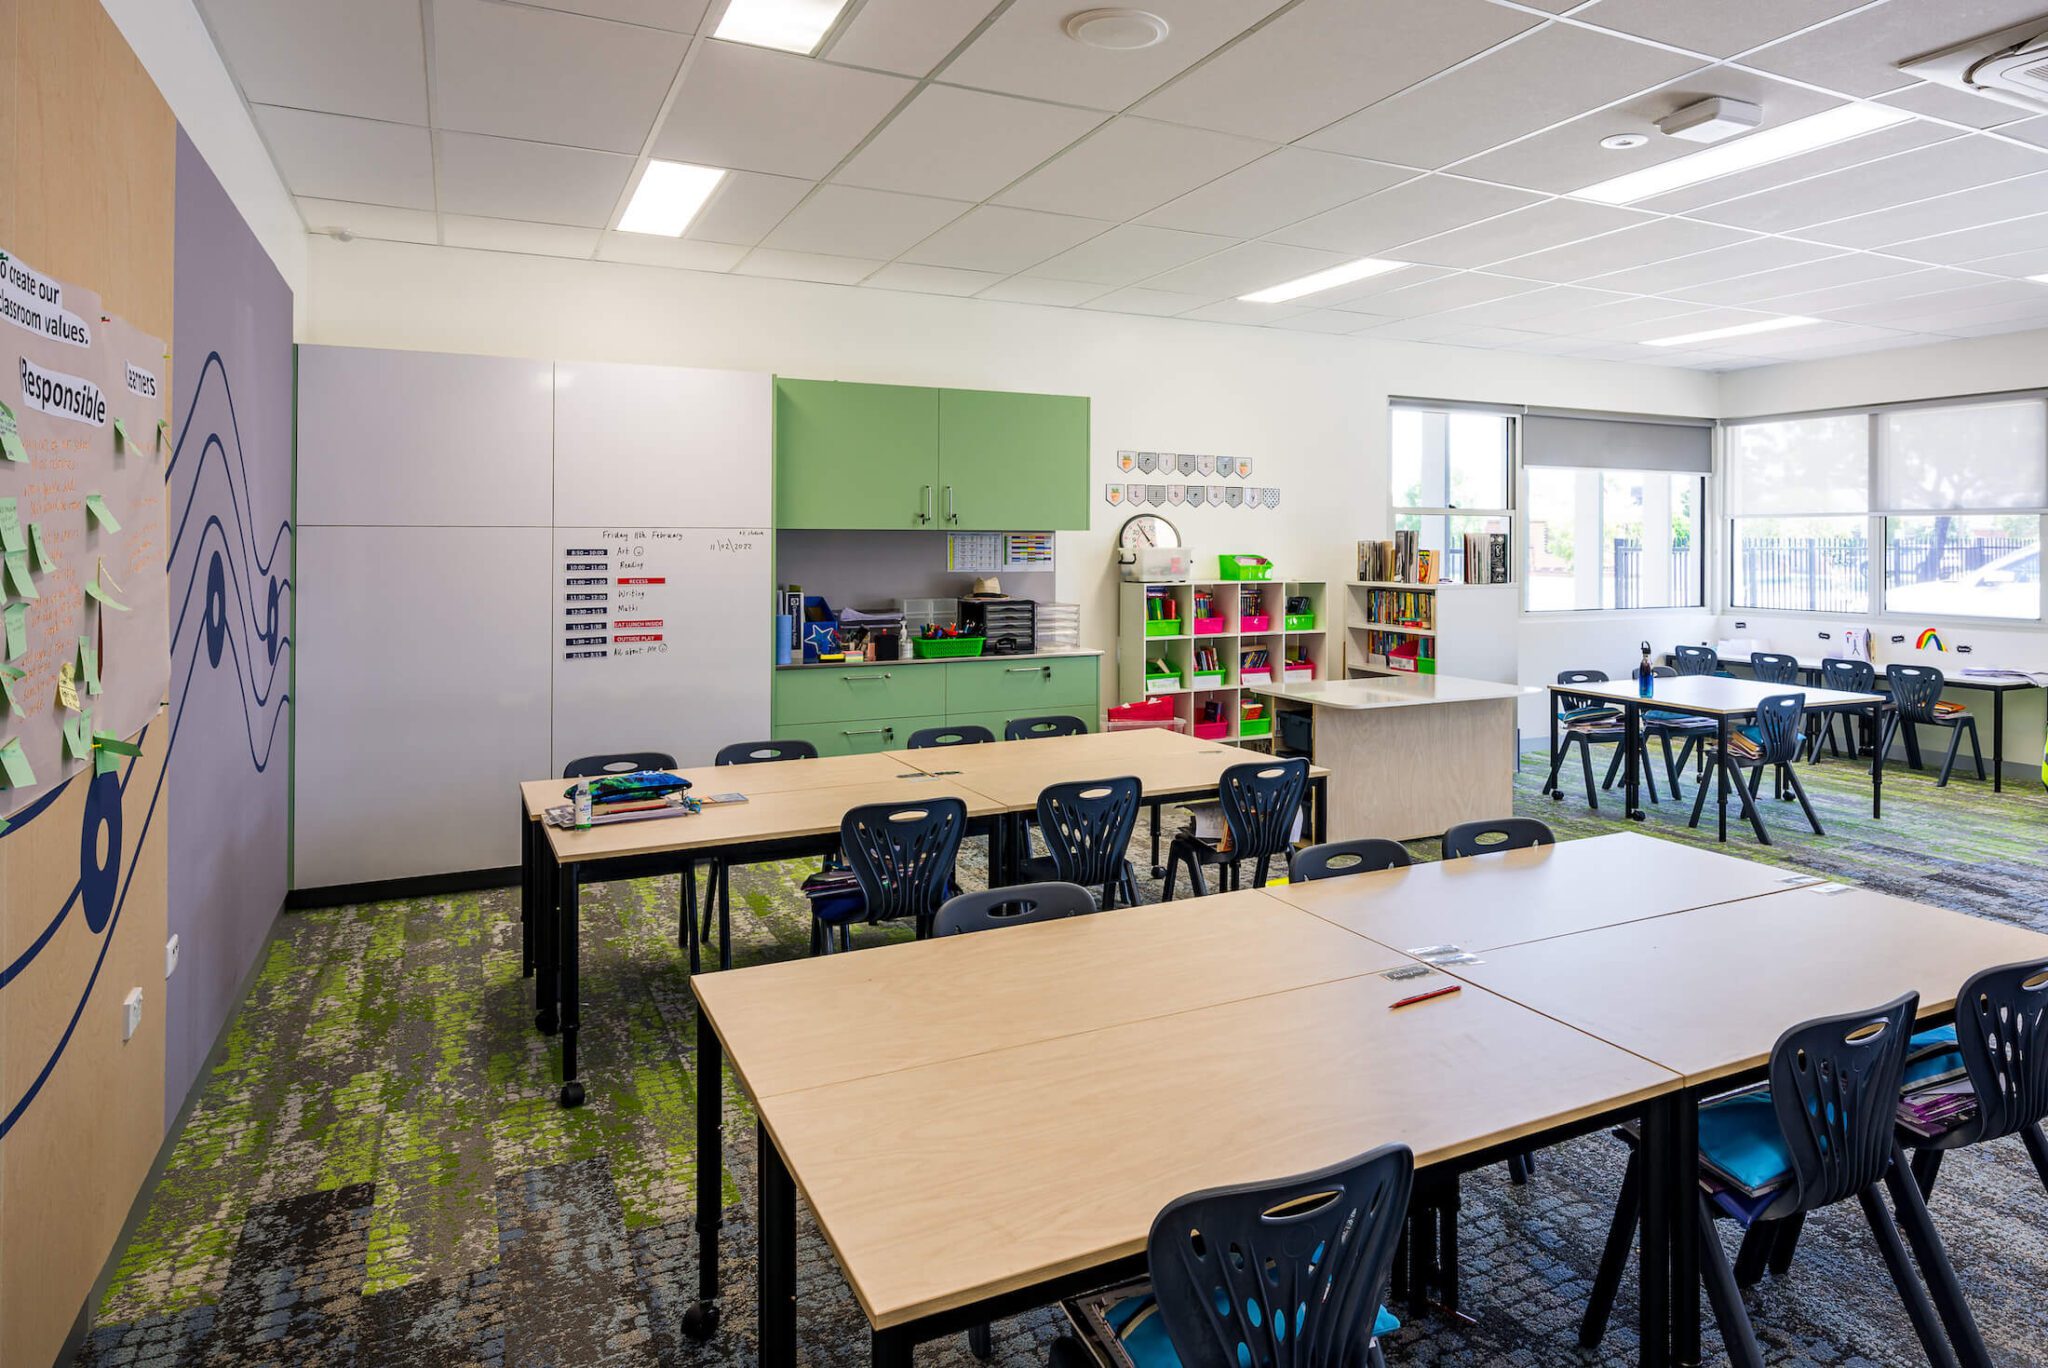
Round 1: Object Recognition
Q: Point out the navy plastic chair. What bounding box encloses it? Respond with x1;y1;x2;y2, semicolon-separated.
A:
558;751;687;949
1441;818;1554;860
1749;651;1802;684
1290;838;1410;883
1673;644;1719;676
1883;664;1984;787
1006;715;1088;741
1582;994;1978;1368
821;798;967;953
1546;670;1661;811
907;724;995;749
1020;776;1143;909
715;738;819;766
1162;758;1308;899
1689;693;1821;842
1812;657;1883;763
933;881;1096;937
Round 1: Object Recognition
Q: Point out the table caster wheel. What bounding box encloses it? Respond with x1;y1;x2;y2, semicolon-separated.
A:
1550;790;1564;801
535;1008;558;1035
559;1081;585;1108
682;1301;719;1341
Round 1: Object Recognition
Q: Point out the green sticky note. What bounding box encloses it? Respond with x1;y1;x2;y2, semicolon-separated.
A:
78;639;100;694
0;737;35;789
28;523;52;571
156;418;169;451
3;602;24;660
112;417;130;452
0;401;23;463
84;493;120;533
94;732;140;758
95;746;121;775
0;671;20;716
5;551;36;600
86;578;128;613
64;714;92;762
0;498;21;554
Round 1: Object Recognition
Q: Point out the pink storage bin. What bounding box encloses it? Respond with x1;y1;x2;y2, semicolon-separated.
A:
1192;721;1230;740
1191;616;1227;635
1239;614;1272;632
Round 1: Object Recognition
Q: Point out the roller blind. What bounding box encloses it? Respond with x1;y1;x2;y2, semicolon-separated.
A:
1521;413;1712;473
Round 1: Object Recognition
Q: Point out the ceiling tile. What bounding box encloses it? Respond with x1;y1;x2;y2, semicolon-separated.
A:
516;0;710;31
440;215;601;258
252;106;437;208
1956;244;2048;278
1437;285;1635;328
1141;241;1358;298
1591;305;1784;343
1333;271;1545;317
1134;0;1539;143
1877;80;2036;128
732;249;882;284
2003;117;2048;150
1523;295;1710;338
1887;208;2048;264
199;0;427;124
824;0;994;74
687;170;814;245
759;184;970;258
430;0;686;153
1453;69;1841;195
1026;224;1236;286
1799;172;2048;249
1495;217;1756;283
435;131;634;226
295;197;439;245
1824;279;2048;326
1266;310;1379;334
1140;148;1415;238
996;117;1270;221
1939;310;2048;338
1579;236;1841;294
1315;262;1457;308
944;0;1286;111
654;39;914;178
1266;175;1541;255
1177;299;1311;326
862;263;1007;295
836;85;1104;202
1688;136;2048;233
1576;0;1867;58
1301;24;1704;169
1921;300;2048;334
1668;251;1926;305
1635;121;1959;214
1359;314;1485;343
975;277;1109;306
1397;199;1656;269
1762;266;1987;315
900;205;1111;272
1743;0;2048;97
596;233;746;270
1079;287;1217;316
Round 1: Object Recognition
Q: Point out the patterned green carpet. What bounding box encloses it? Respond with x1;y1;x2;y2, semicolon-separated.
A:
79;751;2048;1367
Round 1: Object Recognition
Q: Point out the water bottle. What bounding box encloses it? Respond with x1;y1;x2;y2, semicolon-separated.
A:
574;782;592;829
1637;641;1655;697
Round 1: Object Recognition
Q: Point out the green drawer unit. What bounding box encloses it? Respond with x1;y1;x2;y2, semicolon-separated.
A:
772;715;945;757
945;657;1095;715
771;665;948;726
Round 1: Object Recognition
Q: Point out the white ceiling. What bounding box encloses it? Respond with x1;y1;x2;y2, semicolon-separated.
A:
200;0;2048;369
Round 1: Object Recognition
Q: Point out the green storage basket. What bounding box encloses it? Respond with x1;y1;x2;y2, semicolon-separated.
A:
1284;613;1316;631
911;636;985;659
1144;619;1183;637
1191;669;1225;688
1238;717;1273;738
1218;554;1274;581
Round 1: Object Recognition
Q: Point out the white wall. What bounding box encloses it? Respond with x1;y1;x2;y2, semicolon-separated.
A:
302;237;1719;718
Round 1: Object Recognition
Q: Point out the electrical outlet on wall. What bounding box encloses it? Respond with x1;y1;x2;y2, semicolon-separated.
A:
165;934;179;979
122;987;143;1043
1733;621;1747;630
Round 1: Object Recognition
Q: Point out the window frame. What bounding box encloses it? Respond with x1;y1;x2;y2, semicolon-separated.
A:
1520;464;1709;615
1389;399;1518;586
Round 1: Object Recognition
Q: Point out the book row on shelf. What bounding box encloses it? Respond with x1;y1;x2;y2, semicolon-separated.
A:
1358;587;1435;630
1355;532;1509;585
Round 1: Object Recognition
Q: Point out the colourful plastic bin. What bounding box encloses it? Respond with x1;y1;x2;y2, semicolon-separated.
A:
912;636;985;658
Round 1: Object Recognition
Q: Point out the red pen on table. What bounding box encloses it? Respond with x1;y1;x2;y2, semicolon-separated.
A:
1389;983;1462;1010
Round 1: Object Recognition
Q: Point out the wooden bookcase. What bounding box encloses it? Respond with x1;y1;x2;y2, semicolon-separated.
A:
1343;580;1517;683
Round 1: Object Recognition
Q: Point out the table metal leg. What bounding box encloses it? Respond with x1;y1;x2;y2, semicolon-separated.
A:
871;1326;914;1368
1149;801;1164;879
557;859;584;1108
535;838;560;1034
1624;702;1645;822
1641;1095;1672;1368
1715;718;1730;844
1546;691;1561;798
685;859;702;976
1870;704;1884;820
1673;1090;1701;1367
682;1007;723;1341
1993;690;2005;793
759;1120;798;1368
718;859;734;973
520;808;535;980
1311;774;1328;843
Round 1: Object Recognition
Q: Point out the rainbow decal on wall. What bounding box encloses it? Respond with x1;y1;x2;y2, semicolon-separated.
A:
1914;628;1945;652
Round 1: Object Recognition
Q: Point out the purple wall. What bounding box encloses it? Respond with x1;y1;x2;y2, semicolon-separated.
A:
166;129;294;1123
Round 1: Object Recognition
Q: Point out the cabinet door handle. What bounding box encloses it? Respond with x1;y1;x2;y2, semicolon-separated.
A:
841;726;892;738
946;485;957;524
840;673;890;682
918;485;931;524
1006;665;1051;677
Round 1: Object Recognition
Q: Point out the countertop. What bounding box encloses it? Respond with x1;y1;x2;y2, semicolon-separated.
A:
776;647;1102;671
1248;672;1533;710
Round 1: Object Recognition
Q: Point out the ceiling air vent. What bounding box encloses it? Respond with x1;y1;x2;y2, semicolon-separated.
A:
1899;17;2048;115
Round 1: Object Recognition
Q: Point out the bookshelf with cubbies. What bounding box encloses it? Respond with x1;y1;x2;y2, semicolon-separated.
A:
1117;578;1330;745
1343;580;1516;682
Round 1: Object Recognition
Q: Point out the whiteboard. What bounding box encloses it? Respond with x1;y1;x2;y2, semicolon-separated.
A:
554;362;770;527
549;525;770;773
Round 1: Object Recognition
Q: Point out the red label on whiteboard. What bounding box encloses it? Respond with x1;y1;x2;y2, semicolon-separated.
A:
617;576;666;585
615;619;663;628
613;633;664;643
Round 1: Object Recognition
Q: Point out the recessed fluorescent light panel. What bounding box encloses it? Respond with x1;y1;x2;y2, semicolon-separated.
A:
1645;316;1819;348
2029;274;2048;284
714;0;851;54
1574;103;1912;205
619;160;726;236
1238;257;1406;303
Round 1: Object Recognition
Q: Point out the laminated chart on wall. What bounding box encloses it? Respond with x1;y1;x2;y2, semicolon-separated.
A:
0;248;171;815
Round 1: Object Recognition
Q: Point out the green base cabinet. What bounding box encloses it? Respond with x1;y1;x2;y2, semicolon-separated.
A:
771;715;946;757
772;659;1099;754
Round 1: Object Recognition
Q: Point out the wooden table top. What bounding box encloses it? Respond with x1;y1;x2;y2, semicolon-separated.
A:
755;968;1677;1328
693;889;1408;1100
1444;883;2048;1086
1554;674;1883;717
521;750;918;819
1265;833;1819;954
542;774;1005;862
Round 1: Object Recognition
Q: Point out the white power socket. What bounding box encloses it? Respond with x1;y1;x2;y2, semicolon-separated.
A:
165;933;179;979
122;987;144;1043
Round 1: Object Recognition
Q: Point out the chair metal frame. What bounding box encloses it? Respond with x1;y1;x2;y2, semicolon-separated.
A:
1882;664;1985;788
1162;758;1309;900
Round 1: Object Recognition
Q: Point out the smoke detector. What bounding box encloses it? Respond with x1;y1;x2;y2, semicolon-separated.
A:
1657;97;1762;144
1900;18;2048;115
1063;8;1169;50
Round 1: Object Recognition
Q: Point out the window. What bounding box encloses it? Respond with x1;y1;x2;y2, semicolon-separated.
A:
1726;415;1871;613
1520;412;1710;612
1878;400;2044;621
1391;404;1513;583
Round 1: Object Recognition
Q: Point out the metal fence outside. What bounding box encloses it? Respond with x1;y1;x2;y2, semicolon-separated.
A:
1725;534;2033;612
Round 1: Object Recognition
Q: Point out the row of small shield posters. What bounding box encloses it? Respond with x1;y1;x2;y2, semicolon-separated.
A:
1118;450;1254;478
1106;484;1281;509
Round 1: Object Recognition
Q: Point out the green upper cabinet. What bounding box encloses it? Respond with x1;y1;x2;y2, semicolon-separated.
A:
774;378;1089;531
775;379;939;529
939;389;1090;531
